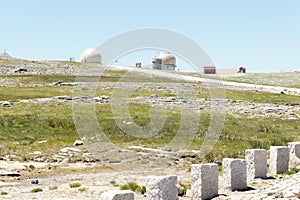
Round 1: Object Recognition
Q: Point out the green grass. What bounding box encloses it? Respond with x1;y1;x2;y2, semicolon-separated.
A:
1;191;8;195
0;102;78;158
219;73;300;88
0;71;299;164
30;188;43;193
194;86;300;105
284;167;300;175
0;86;73;101
0;98;299;161
70;182;82;188
120;182;145;194
225;89;300;104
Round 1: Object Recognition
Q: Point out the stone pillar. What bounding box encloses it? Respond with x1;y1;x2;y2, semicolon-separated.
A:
100;190;134;200
222;158;247;191
191;163;219;200
146;175;178;200
245;149;267;182
288;142;300;167
270;146;290;174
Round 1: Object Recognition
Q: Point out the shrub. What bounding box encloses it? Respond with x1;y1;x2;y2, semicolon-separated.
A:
31;188;43;193
1;191;8;195
70;182;82;188
120;182;145;194
284;167;300;175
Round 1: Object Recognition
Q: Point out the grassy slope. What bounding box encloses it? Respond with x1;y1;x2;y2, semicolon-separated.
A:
0;64;299;162
208;72;300;88
0;102;298;162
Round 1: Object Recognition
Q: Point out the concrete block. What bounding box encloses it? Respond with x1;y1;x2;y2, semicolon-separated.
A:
100;190;134;200
245;149;267;182
270;146;289;174
191;163;218;200
146;175;178;200
288;142;300;166
222;158;247;191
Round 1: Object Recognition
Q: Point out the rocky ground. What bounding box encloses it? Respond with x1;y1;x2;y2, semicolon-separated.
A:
0;158;299;199
1;61;300;199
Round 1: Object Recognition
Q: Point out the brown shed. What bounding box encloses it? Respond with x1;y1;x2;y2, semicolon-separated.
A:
203;66;216;74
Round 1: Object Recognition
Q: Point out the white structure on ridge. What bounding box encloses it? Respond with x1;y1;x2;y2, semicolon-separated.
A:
80;48;102;64
152;51;176;70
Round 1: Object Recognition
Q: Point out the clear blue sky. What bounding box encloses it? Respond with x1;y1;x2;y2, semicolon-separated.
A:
1;0;300;72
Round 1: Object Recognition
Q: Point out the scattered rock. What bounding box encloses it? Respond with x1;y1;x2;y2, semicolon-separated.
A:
14;68;27;73
2;101;12;107
55;96;72;100
60;147;81;153
30;151;42;155
0;171;21;177
30;179;39;184
73;140;83;146
52;81;63;86
274;192;284;198
177;181;185;196
37;140;48;144
150;94;159;98
83;153;97;162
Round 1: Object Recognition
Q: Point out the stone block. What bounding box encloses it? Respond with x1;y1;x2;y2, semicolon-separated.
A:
270;146;289;174
222;158;247;191
245;149;267;182
191;163;218;200
146;175;178;200
288;142;300;166
100;190;134;200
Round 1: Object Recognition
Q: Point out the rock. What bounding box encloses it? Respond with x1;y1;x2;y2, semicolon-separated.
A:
274;192;284;198
100;190;134;200
5;155;16;161
0;171;21;177
55;96;72;100
185;189;192;197
52;81;63;86
60;147;81;153
100;95;109;100
245;149;267;182
288;142;300;163
176;181;184;196
146;175;178;200
222;158;247;191
30;179;39;184
14;68;27;73
60;82;78;86
191;163;219;200
37;140;48;144
30;151;42;155
270;146;290;174
94;97;104;102
150;94;159;98
123;120;134;125
73;140;83;146
2;101;12;107
83;153;97;162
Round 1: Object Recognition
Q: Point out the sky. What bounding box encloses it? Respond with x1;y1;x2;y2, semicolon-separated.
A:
0;0;300;72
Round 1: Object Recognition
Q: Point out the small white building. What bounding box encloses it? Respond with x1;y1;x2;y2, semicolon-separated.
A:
152;52;176;70
80;48;102;64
